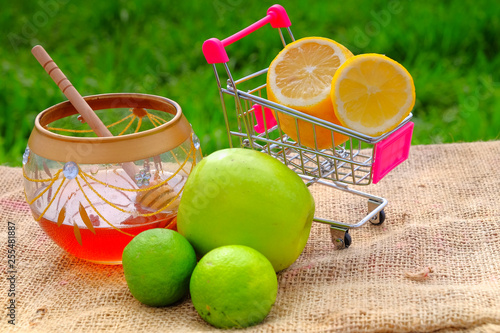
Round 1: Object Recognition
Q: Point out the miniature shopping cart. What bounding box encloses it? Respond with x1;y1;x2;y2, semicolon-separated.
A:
202;4;414;249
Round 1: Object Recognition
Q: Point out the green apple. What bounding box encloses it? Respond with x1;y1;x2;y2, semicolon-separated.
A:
177;148;315;272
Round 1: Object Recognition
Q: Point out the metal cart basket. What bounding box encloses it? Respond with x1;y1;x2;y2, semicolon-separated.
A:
202;4;414;249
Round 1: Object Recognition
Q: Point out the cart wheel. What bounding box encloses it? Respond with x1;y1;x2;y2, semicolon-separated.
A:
344;231;352;248
330;227;350;250
370;209;386;225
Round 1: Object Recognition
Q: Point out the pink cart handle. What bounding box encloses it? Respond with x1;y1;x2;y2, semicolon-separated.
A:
203;4;291;64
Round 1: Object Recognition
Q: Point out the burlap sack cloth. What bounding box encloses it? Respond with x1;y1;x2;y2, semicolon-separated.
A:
1;141;499;332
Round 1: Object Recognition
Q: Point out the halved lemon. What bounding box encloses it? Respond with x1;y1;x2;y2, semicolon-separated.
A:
266;37;353;149
331;53;415;137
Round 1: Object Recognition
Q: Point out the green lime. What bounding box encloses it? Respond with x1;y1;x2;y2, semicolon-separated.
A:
122;228;197;307
190;245;278;329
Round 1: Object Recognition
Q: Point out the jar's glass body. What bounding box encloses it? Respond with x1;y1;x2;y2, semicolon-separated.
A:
23;94;202;264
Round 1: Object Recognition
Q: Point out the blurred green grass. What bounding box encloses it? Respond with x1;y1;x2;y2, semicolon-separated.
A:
1;0;499;166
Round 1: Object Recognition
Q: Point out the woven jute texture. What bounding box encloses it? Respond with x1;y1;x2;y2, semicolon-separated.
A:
1;141;500;332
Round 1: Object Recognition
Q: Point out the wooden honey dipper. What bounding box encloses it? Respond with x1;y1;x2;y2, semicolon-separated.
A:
32;45;178;212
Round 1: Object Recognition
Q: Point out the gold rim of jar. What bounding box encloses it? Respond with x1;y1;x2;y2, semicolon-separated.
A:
28;93;192;164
